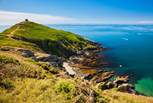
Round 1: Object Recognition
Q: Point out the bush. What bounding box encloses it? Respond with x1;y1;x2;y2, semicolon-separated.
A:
55;79;76;94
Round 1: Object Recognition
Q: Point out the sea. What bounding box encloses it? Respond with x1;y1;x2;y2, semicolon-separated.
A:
0;24;153;96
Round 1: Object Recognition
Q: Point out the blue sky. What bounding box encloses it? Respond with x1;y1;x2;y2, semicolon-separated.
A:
0;0;153;25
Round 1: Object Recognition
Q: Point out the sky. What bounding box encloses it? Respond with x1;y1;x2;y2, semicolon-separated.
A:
0;0;153;25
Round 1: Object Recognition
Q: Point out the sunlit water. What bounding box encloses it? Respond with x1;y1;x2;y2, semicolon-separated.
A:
1;24;153;96
49;24;153;96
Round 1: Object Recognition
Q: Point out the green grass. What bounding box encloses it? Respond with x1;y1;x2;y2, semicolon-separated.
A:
0;78;76;103
1;21;96;57
55;79;76;94
0;55;19;64
3;21;86;42
0;35;41;51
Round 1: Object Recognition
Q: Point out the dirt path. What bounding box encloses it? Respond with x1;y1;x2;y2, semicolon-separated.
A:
8;26;20;38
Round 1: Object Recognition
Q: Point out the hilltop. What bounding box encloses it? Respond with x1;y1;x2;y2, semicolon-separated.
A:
0;21;153;103
1;20;97;57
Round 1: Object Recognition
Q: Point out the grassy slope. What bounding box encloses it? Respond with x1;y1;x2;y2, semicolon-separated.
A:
102;90;153;103
0;52;53;79
1;21;95;57
0;35;41;51
0;21;153;103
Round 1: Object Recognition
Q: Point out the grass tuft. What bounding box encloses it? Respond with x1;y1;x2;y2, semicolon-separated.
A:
0;55;19;64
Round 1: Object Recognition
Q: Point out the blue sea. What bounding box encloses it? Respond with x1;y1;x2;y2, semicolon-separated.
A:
1;24;153;96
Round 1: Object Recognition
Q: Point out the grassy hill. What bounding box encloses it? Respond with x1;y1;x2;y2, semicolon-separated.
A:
0;21;153;103
1;21;96;57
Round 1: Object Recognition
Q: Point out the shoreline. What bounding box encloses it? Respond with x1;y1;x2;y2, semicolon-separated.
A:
63;41;137;94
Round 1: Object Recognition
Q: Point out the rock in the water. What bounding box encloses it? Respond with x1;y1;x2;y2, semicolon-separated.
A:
113;76;128;87
117;83;135;93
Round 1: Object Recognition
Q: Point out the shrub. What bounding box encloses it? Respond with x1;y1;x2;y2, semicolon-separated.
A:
55;79;76;94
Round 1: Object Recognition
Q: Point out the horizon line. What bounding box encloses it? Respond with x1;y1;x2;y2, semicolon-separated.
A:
1;23;153;26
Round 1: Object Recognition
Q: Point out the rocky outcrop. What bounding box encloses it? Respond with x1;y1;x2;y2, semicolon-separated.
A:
35;54;64;67
74;80;98;103
113;76;129;86
97;75;136;94
92;71;114;83
117;83;135;93
63;62;76;76
36;54;59;62
17;49;34;57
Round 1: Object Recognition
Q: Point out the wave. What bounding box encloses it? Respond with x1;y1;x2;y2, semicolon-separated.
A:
122;37;129;41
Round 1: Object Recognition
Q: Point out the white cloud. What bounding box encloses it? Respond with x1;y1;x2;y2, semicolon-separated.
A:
138;20;153;24
0;10;76;25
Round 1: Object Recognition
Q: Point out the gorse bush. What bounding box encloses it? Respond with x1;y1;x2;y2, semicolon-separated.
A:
55;79;76;94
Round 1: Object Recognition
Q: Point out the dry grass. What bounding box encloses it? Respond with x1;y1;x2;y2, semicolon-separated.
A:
102;90;153;103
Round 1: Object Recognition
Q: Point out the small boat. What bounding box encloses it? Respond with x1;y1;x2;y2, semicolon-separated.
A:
119;65;123;67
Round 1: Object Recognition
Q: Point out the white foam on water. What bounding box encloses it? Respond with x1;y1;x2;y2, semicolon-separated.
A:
122;37;129;41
